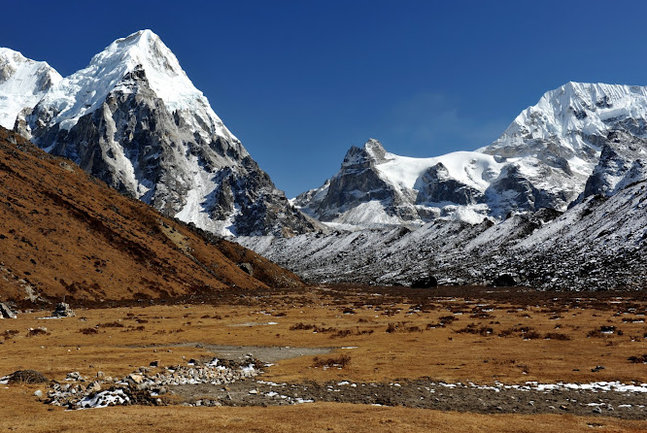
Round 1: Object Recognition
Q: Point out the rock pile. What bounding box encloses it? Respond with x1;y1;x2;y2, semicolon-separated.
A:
46;357;262;409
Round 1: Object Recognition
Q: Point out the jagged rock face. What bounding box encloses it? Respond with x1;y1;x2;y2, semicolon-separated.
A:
415;163;482;206
12;30;316;237
580;130;647;199
239;180;647;290
301;142;418;223
208;161;317;236
483;163;573;217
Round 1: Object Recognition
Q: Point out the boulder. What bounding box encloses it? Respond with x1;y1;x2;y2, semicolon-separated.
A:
492;274;517;287
238;262;254;276
6;369;49;384
52;302;75;317
127;373;144;384
0;302;17;319
411;275;438;289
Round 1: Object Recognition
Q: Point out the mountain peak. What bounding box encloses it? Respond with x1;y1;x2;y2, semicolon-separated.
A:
0;48;62;129
363;138;387;161
8;31;315;238
94;29;181;78
29;30;236;141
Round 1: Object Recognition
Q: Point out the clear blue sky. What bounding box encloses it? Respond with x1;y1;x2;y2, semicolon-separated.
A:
2;0;647;197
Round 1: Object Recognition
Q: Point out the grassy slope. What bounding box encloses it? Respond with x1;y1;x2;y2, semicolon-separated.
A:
0;127;301;303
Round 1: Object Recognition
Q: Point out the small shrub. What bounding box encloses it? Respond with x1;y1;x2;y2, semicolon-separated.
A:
26;328;48;337
2;329;19;340
123;326;146;332
522;331;541;340
544;332;571;341
290;322;314;331
312;354;351;369
98;321;124;328
628;354;647;364
79;327;98;335
332;329;353;338
456;324;493;336
588;326;618;338
6;370;49;384
470;312;494;319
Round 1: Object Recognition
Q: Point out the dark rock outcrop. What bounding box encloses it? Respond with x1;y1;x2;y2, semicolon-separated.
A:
52;302;75;318
0;302;17;319
492;274;517;287
410;275;438;289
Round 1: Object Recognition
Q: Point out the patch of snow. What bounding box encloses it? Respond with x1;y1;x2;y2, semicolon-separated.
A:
78;389;129;409
376;150;502;192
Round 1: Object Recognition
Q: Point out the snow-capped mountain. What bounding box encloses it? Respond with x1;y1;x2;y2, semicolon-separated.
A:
6;30;316;237
296;82;647;227
244;81;647;290
240;179;647;290
486;82;647;204
294;139;499;226
0;48;61;129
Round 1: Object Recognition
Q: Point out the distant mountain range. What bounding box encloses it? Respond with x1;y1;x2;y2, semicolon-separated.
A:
1;31;646;289
242;180;647;290
243;83;647;289
295;82;647;228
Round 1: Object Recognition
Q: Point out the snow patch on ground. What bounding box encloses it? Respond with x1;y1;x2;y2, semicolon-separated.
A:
78;389;130;409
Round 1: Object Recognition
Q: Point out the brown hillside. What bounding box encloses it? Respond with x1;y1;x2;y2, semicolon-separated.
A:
0;127;302;303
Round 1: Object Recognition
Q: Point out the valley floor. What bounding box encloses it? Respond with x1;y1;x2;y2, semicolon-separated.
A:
1;285;647;432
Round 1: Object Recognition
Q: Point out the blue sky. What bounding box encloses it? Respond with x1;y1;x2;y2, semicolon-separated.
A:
2;0;647;197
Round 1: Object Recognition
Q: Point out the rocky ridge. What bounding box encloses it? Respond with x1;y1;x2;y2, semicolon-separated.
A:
1;30;316;237
241;179;647;290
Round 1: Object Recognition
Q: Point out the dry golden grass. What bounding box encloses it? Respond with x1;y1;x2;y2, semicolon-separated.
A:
1;296;647;384
1;290;647;431
0;127;301;303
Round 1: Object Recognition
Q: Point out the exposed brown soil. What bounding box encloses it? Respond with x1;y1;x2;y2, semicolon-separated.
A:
0;127;302;304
